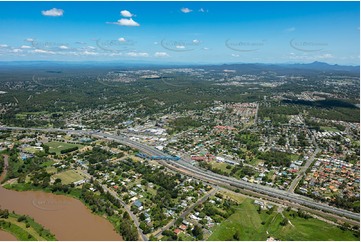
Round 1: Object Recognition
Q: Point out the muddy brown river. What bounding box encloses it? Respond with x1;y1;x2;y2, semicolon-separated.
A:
0;156;122;241
0;230;17;240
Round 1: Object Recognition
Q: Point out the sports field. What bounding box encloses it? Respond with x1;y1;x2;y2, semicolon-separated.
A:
52;170;85;185
46;141;83;155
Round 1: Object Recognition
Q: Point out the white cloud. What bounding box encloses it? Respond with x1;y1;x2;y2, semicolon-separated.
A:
41;8;64;17
176;45;185;49
317;53;333;59
59;45;69;49
0;44;9;48
20;45;32;49
25;38;34;42
81;50;98;56
198;8;208;12
109;18;140;27
126;52;149;57
12;49;23;53
87;46;96;49
285;27;296;32
231;53;240;57
154;52;169;57
32;49;56;54
192;39;200;44
118;37;126;42
120;10;133;18
181;8;193;13
203;47;209;50
287;53;334;60
154;42;158;45
108;52;123;57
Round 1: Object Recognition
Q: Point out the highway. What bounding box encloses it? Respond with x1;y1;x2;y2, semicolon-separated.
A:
1;126;359;222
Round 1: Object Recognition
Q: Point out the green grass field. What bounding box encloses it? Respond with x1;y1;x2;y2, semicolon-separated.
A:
15;111;48;120
208;199;358;241
321;126;340;132
52;170;85;185
219;190;247;204
210;161;232;174
45;141;83;155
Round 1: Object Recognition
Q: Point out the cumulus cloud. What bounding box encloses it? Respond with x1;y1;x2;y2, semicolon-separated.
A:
192;39;200;44
41;8;64;17
181;8;193;13
0;44;9;48
59;45;69;49
126;52;149;57
32;49;56;54
25;38;34;42
81;50;98;56
120;10;134;18
108;18;140;27
317;53;333;59
198;8;208;12
176;45;185;49
118;37;126;42
12;49;23;53
20;45;32;49
287;53;334;60
154;52;169;57
231;53;240;57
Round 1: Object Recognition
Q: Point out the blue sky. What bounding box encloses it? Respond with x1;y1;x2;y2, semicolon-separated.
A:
0;1;359;65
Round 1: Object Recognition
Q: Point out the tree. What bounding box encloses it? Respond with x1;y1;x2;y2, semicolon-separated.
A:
175;218;183;227
0;208;9;219
192;225;203;240
280;217;288;226
233;231;240;240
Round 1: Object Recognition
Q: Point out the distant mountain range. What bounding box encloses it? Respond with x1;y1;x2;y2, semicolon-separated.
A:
202;61;359;75
0;61;359;74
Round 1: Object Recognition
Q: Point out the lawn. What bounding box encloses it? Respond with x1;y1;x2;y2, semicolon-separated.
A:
45;141;83;155
208;198;358;241
210;161;232;174
321;126;340;132
208;199;266;241
52;170;85;185
272;212;359;241
178;232;195;241
218;190;247;204
15;111;48;120
45;167;57;174
40;160;55;168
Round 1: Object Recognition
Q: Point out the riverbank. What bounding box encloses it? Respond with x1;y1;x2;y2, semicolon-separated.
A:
0;155;122;241
0;211;56;241
3;182;125;239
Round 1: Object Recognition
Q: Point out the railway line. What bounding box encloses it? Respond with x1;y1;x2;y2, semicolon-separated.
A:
1;126;359;222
